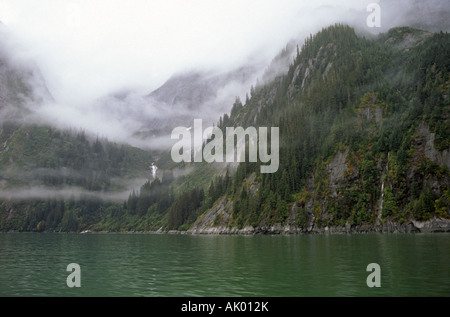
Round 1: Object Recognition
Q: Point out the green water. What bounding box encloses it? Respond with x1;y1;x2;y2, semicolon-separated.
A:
0;232;449;297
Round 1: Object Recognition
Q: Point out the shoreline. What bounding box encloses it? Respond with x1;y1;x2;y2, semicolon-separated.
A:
184;217;450;235
2;217;449;235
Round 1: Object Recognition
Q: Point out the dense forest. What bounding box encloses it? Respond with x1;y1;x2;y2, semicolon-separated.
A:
1;24;449;233
0;123;151;190
0;124;153;231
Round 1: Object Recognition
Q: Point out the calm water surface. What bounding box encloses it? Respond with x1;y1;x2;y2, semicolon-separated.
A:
0;232;449;297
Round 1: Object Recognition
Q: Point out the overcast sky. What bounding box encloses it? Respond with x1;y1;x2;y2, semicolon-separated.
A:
0;1;376;103
0;0;448;146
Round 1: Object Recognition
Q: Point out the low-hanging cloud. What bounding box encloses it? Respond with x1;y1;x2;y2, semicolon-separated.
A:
0;0;449;148
0;0;448;203
0;185;131;202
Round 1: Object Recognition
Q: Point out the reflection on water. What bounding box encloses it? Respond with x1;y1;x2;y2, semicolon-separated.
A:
0;233;449;296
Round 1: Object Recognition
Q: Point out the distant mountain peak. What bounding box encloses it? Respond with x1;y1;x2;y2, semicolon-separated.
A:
147;65;260;110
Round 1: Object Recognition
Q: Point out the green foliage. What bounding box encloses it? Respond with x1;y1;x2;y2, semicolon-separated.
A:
1;25;449;232
167;187;204;230
0;125;152;191
205;25;449;230
409;189;435;221
382;187;397;219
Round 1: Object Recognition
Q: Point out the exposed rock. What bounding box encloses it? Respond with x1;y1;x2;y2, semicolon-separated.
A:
301;59;314;89
286;202;298;227
322;62;332;79
384;29;432;51
188;197;233;234
416;121;450;169
182;216;450;235
305;198;315;232
412;218;450;233
327;148;349;197
247;173;260;196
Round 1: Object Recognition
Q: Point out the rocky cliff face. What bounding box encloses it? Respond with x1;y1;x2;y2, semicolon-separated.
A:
176;27;450;235
416;121;450;170
327;149;349;198
186;204;450;235
188;197;235;234
181;121;450;235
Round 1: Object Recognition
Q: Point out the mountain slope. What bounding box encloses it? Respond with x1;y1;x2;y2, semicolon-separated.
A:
93;64;262;147
171;25;450;233
1;24;449;233
0;28;155;232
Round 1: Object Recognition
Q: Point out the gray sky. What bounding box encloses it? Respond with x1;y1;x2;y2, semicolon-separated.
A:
0;1;373;103
0;0;448;146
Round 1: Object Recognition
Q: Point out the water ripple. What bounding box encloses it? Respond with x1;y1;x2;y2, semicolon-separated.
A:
0;233;449;296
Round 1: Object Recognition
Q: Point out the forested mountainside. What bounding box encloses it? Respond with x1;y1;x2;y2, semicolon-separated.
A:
1;24;449;233
0;35;154;231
